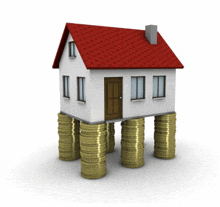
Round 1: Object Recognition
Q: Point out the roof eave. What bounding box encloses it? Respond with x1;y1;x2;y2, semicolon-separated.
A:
52;24;69;69
87;66;184;70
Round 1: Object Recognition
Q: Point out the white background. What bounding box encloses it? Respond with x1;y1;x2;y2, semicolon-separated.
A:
1;0;220;206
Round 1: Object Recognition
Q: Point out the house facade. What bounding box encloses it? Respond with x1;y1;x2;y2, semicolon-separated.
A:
53;23;182;124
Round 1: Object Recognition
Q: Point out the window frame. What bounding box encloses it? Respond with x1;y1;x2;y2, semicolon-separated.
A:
131;76;145;100
153;76;166;98
77;77;86;102
63;76;70;98
69;41;76;58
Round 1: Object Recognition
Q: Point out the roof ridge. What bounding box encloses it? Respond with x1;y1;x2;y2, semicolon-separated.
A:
66;22;144;31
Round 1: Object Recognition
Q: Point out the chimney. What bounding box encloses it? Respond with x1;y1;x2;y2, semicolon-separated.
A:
145;25;157;44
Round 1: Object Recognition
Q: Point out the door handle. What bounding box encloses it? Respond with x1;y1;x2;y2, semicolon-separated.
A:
119;97;122;99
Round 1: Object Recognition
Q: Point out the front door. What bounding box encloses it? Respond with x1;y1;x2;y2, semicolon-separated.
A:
105;77;122;120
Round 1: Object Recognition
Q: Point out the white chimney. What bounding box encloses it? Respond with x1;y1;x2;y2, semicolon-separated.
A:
145;25;157;45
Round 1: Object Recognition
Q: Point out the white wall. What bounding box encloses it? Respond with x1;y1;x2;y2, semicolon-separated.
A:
59;33;91;122
90;69;176;123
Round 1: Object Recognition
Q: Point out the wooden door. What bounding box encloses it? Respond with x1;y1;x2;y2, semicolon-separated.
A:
105;77;122;120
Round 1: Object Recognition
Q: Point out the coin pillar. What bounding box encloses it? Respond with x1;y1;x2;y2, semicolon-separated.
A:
80;122;107;179
154;112;176;159
121;118;145;168
106;123;115;153
57;113;80;161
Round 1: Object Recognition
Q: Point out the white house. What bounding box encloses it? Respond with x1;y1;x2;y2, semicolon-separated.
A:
53;23;183;124
53;23;184;179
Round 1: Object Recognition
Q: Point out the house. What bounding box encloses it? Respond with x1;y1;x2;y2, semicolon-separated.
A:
53;23;184;179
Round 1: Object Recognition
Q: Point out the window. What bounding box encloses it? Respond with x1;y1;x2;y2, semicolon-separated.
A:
131;76;145;100
153;76;165;98
77;77;86;102
63;76;70;98
69;41;75;57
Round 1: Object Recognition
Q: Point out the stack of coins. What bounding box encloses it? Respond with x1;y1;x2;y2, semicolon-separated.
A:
57;113;80;161
121;118;145;168
106;123;115;153
154;113;176;159
80;122;107;179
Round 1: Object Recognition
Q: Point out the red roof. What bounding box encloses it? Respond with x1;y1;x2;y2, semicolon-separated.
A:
52;23;184;69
